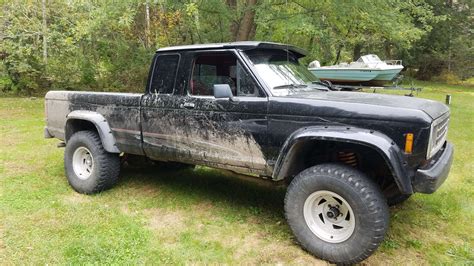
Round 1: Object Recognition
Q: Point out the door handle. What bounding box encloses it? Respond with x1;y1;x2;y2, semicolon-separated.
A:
182;102;195;109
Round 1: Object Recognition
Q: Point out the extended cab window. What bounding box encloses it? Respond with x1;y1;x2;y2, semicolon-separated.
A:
190;53;260;97
151;54;179;94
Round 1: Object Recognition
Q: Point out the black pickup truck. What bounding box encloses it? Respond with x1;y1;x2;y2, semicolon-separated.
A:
45;42;454;264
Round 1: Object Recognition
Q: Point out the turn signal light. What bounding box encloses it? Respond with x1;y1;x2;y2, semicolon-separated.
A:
405;133;414;154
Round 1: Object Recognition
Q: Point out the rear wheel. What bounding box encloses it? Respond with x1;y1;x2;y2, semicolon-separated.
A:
64;130;120;194
285;163;389;264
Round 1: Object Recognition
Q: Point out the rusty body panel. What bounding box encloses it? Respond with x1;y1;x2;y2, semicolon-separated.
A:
45;41;453;195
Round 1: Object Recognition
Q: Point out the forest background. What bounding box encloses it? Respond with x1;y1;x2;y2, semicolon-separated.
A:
0;0;472;95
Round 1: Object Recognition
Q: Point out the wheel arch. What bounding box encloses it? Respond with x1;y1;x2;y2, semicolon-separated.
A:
65;110;120;153
273;126;413;194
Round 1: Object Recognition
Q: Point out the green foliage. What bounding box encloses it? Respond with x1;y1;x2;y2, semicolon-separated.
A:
0;0;471;95
411;0;473;80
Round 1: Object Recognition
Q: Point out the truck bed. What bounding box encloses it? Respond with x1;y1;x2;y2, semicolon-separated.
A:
45;91;144;155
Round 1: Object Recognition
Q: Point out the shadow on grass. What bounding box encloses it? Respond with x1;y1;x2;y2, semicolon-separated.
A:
117;164;287;220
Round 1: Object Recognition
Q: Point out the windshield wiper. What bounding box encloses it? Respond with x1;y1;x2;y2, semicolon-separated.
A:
273;84;307;90
312;81;340;91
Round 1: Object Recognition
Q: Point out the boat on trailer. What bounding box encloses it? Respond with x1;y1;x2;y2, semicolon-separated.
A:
308;54;404;85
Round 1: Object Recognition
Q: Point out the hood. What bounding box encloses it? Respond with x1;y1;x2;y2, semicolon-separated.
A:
287;91;449;119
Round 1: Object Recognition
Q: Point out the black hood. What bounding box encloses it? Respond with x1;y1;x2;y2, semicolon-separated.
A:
286;91;449;120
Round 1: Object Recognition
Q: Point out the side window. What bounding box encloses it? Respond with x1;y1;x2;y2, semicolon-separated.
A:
236;61;258;96
151;54;179;94
190;53;261;97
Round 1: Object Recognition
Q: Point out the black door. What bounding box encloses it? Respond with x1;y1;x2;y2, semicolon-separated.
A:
141;53;185;162
176;51;269;175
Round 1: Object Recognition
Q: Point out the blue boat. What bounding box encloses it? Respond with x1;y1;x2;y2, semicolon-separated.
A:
308;54;404;85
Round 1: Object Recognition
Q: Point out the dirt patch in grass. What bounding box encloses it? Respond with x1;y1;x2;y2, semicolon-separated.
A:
193;201;214;213
145;208;187;231
1;161;39;176
198;218;323;264
0;226;5;250
144;201;215;231
62;193;91;205
257;241;326;264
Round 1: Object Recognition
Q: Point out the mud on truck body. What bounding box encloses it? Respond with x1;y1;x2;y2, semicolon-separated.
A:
44;42;454;264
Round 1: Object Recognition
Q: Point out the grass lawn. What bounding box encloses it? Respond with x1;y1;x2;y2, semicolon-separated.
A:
0;82;473;264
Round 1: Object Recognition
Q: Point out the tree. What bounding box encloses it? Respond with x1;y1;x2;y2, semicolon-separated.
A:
411;0;473;80
0;0;471;95
227;0;258;41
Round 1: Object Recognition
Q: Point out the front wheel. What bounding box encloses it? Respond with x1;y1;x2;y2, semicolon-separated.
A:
64;130;120;194
285;163;389;264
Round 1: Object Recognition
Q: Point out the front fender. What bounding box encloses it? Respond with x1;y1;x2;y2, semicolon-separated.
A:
273;126;413;194
66;110;120;153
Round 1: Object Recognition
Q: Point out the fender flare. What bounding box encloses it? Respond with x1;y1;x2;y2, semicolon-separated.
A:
273;126;413;194
65;110;120;153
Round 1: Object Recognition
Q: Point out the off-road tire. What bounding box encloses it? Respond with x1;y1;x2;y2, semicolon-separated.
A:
64;130;120;194
284;163;390;264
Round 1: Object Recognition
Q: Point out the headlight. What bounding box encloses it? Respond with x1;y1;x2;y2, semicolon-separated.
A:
427;112;450;159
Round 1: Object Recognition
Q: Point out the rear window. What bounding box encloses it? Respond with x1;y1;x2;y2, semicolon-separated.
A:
150;54;180;94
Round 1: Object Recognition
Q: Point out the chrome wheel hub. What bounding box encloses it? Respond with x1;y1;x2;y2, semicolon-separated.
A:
72;146;94;180
303;190;355;243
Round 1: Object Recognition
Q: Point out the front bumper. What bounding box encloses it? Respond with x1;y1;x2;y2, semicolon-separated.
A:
412;142;454;194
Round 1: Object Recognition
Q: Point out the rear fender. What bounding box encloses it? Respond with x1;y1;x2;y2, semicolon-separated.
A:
273;126;413;194
65;110;120;153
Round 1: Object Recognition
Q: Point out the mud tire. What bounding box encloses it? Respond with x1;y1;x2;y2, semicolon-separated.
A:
64;130;120;194
284;163;390;264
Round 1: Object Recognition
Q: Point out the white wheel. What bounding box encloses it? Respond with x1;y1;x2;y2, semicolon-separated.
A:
303;190;355;243
72;146;94;180
65;131;120;194
285;164;389;264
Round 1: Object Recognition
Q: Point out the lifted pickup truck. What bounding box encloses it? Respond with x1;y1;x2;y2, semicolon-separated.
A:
45;42;454;264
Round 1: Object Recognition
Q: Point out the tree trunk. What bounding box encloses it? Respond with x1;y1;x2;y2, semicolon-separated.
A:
384;41;392;59
236;0;257;41
353;43;362;61
41;0;47;65
446;0;453;72
334;44;343;64
226;0;238;39
193;0;202;43
226;0;257;41
145;0;150;48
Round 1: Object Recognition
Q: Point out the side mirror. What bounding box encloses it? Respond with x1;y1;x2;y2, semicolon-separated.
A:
213;84;233;99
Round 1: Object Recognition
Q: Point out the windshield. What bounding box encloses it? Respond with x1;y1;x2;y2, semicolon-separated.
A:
244;49;324;96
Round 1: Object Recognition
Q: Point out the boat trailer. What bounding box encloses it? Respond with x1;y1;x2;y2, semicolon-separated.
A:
334;84;422;96
329;77;422;97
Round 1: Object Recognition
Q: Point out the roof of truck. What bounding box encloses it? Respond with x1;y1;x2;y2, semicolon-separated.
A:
156;41;307;57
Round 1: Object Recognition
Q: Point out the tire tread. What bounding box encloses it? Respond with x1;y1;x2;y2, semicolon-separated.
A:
65;130;120;194
284;163;389;264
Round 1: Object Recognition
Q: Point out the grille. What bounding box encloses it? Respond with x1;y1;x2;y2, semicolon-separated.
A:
427;112;449;159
